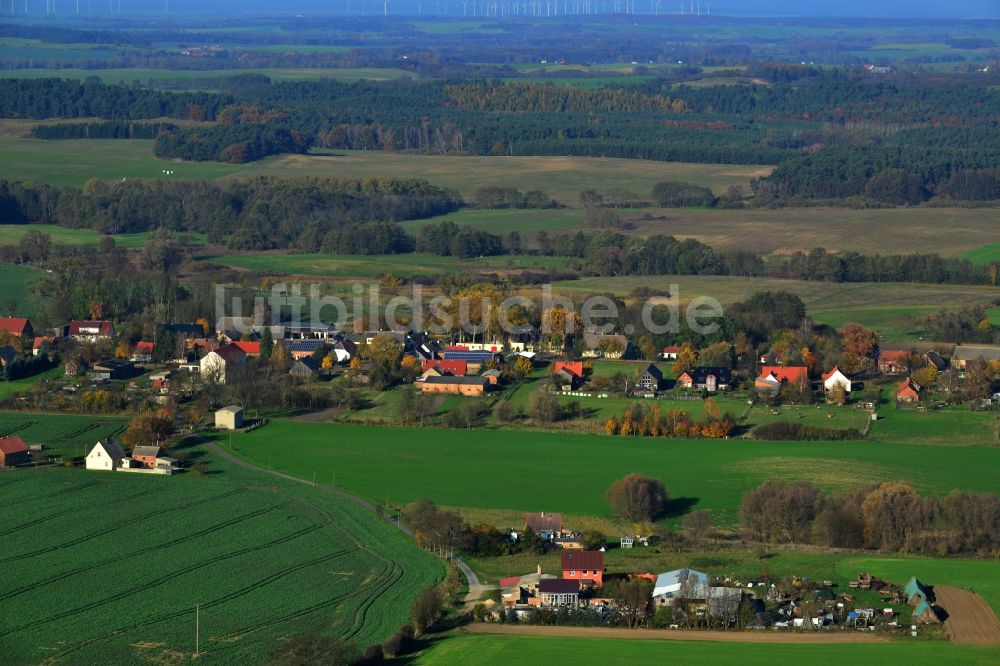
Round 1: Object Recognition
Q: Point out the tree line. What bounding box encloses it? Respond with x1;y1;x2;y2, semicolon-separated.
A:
0;177;461;250
31;121;177;140
740;479;1000;556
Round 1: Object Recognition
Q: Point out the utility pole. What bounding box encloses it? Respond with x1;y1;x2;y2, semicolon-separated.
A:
195;604;200;657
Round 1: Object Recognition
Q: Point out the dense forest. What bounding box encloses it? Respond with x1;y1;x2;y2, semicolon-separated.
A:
0;177;462;247
8;72;1000;205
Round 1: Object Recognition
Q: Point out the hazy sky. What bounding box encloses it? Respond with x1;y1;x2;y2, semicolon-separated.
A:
718;0;998;18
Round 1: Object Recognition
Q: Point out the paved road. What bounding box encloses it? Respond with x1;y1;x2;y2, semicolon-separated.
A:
205;442;486;603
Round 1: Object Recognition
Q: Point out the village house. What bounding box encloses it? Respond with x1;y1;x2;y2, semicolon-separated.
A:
127;445;178;473
441;347;503;372
0;435;31;467
652;568;709;606
896;377;922;404
481;368;502;386
199;343;247;384
0;316;33;339
821;366;852;394
952;344;1000;370
333;338;358;364
878;349;912;375
755;366;808;397
32;336;52;356
290;356;320;380
562;550;604;587
677;367;731;392
538;579;580;608
924;351;948;372
581;333;632;359
288;339;325;360
422;359;468;376
88;359;135;382
635;363;664;395
524;512;563;538
500;565;556;607
67;320;116;342
660;345;682;360
417;375;489;396
85;439;126;471
215;405;244;430
231;340;261;356
130;341;154;364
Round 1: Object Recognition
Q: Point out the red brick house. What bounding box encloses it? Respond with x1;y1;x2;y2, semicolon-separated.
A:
0;436;31;467
896;378;922;403
562;550;604;587
0;317;32;339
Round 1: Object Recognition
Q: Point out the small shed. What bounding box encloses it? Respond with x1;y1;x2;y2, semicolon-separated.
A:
215;405;244;430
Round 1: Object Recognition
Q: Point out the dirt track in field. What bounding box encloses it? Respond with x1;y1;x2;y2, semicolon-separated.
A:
937;586;1000;645
466;624;888;644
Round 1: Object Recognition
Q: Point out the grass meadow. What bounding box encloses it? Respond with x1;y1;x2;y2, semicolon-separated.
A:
0;67;418;86
0;137;768;201
223;420;1000;528
960;241;1000;265
0;440;441;664
415;635;1000;665
0;263;41;317
205;252;571;277
549;276;1000;341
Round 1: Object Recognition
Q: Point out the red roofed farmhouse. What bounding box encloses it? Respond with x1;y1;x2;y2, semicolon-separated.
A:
0;317;32;339
0;435;31;467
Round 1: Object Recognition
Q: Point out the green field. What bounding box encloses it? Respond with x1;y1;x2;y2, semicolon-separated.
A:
0;412;130;459
0;224;170;248
0;263;41;318
415;634;1000;665
0;138;768;202
0;446;441;664
869;403;999;446
206;252;570;277
0;368;61;402
551;276;1000;340
960;242;1000;266
0;67;418;86
224;421;1000;527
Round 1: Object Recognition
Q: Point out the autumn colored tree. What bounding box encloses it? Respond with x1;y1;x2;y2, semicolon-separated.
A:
703;397;720;422
123;409;175;449
88;300;104;320
671;342;697;375
513;355;534;377
606;474;669;522
839;323;876;374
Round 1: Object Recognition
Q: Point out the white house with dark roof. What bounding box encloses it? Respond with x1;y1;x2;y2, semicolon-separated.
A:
86;440;126;471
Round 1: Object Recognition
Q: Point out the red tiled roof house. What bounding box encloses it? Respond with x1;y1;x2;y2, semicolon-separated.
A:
562;550;604;587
